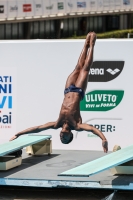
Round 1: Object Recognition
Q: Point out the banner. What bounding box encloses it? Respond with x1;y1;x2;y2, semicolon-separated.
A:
109;0;115;11
66;0;77;14
50;0;58;15
0;40;133;151
103;0;110;11
17;0;26;18
34;0;42;16
57;0;66;14
1;0;133;19
0;1;7;19
24;0;34;17
42;0;51;16
7;0;17;18
89;0;97;12
77;0;87;13
0;67;17;144
122;0;131;10
115;0;122;10
97;0;103;12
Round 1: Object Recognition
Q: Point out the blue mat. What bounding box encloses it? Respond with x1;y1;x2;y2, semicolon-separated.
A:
0;135;51;156
59;144;133;177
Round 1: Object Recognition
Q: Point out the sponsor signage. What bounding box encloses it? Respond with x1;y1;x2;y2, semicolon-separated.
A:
36;4;41;9
88;61;124;82
68;2;73;8
123;0;130;5
0;76;12;128
87;123;116;137
0;40;132;151
58;2;64;10
23;4;32;12
80;90;124;111
0;5;4;13
46;4;53;9
90;0;96;7
77;2;86;8
10;5;18;12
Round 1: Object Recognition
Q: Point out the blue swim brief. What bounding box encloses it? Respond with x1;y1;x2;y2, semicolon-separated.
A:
64;84;84;100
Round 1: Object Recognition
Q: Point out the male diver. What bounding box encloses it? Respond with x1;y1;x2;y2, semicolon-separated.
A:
10;32;108;153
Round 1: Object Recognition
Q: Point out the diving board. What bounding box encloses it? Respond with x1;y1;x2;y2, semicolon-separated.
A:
59;144;133;177
0;135;51;156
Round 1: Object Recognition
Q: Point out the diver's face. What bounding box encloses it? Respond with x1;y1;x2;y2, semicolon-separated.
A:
60;124;73;144
60;131;72;144
61;123;71;133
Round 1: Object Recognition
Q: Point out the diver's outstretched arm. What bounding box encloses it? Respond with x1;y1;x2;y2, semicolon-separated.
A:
10;122;57;141
78;123;108;153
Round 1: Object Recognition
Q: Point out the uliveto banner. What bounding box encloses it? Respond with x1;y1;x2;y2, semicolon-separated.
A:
0;40;132;151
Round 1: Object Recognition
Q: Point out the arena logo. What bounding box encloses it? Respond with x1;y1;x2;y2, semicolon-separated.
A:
10;5;18;12
0;5;4;13
106;68;120;75
88;61;124;82
80;90;124;111
23;4;32;12
89;68;104;75
0;76;12;125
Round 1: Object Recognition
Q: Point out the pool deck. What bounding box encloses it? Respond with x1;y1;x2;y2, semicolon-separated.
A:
0;150;133;190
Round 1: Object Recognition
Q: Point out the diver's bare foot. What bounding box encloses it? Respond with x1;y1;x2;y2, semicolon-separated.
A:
85;32;91;48
90;32;97;47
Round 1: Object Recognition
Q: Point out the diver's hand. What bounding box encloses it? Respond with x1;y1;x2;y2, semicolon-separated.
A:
102;140;108;153
10;135;18;141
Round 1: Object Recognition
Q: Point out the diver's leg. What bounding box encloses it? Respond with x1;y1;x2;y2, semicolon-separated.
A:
75;32;96;92
65;32;91;89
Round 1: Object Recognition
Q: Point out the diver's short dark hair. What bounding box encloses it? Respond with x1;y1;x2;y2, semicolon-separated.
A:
60;132;73;144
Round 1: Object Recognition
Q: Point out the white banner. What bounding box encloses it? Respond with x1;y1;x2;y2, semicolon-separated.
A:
0;0;7;19
122;0;131;10
97;0;103;12
76;0;87;13
0;67;17;144
17;0;26;18
24;0;33;17
115;0;122;10
132;0;133;9
109;0;115;11
103;0;110;11
50;0;58;15
66;0;77;14
89;0;97;12
34;0;42;16
0;40;133;152
57;0;66;14
2;0;133;19
42;0;51;16
7;0;17;18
